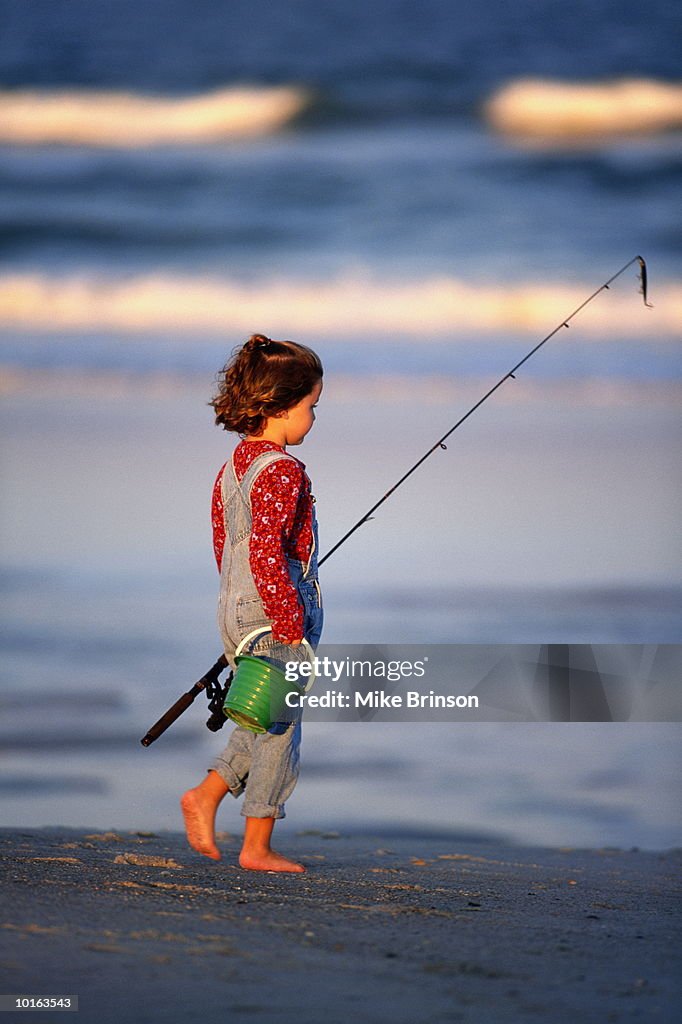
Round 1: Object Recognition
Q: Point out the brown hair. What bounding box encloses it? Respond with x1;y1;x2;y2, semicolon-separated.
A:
210;334;323;436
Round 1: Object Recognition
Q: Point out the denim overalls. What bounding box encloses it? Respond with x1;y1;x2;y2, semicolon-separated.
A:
211;448;323;819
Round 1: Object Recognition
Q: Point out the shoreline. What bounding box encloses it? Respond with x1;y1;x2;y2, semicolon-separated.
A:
1;828;679;1022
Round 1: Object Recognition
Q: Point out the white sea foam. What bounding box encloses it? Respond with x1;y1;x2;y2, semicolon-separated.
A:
0;272;678;337
0;85;311;146
484;78;682;141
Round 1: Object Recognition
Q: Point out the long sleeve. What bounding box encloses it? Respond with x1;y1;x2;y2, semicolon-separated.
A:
211;462;227;572
248;458;306;643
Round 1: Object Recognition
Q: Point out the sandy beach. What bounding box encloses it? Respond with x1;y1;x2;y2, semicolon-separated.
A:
1;828;679;1023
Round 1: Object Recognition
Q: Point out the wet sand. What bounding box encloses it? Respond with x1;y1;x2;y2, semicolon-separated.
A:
1;828;679;1022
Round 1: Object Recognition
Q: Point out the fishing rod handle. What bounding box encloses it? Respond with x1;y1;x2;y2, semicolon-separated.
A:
140;687;202;747
201;653;230;683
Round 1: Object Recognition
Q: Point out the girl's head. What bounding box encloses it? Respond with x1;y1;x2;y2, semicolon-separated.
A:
211;334;323;442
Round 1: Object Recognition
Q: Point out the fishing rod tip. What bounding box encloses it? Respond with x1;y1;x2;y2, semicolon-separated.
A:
636;255;653;308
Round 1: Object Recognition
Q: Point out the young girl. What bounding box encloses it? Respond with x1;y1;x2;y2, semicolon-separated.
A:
181;334;323;873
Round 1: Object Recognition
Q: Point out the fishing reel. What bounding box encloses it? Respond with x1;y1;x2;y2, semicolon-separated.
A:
204;669;233;732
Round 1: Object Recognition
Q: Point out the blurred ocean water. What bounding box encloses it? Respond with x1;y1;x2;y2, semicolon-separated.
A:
0;0;681;315
1;388;679;848
0;556;680;848
0;0;680;846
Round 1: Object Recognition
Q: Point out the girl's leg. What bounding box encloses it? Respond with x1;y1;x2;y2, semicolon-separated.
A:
239;816;304;873
238;720;304;872
180;770;229;861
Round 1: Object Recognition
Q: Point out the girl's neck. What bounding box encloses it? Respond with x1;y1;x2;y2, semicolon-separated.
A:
243;435;286;449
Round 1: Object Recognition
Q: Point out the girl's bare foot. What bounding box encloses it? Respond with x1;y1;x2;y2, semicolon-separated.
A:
239;849;305;873
180;771;229;861
239;815;305;872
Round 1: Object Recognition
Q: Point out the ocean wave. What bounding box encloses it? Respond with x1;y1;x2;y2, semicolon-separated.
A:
484;78;682;141
0;85;311;146
0;272;679;337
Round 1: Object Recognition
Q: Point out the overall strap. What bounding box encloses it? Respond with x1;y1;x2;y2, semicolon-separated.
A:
233;448;299;504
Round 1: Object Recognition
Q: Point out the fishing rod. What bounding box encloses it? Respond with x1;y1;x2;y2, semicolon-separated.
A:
319;254;651;566
140;655;231;747
141;255;651;745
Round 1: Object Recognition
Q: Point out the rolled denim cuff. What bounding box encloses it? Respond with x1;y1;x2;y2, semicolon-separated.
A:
240;800;285;820
210;759;245;797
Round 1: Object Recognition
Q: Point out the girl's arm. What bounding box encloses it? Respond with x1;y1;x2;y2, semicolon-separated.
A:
248;459;306;644
211;462;228;572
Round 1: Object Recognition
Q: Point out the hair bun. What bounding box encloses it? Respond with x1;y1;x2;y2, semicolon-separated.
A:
244;333;272;352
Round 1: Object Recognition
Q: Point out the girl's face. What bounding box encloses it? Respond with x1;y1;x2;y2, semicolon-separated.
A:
281;378;323;446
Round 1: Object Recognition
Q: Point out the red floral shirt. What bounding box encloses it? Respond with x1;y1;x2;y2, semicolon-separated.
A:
211;440;314;643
